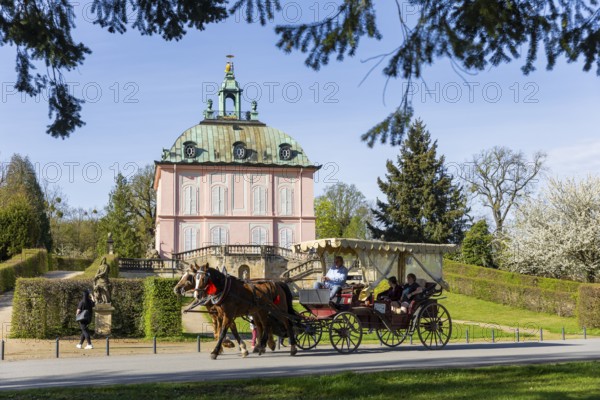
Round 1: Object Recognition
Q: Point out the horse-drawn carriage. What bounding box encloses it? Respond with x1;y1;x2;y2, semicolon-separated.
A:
292;238;455;353
175;238;455;358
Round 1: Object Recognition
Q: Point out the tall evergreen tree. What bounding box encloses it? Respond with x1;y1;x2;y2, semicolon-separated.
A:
0;154;52;253
97;174;141;257
368;120;468;244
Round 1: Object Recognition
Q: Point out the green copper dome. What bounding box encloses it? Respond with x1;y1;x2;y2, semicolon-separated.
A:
158;120;316;168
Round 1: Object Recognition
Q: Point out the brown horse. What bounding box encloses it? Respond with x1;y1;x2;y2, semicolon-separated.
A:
194;264;298;359
173;267;236;349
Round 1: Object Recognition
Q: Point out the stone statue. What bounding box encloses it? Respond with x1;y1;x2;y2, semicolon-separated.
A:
93;257;112;304
207;99;213;111
251;100;257;112
146;248;160;259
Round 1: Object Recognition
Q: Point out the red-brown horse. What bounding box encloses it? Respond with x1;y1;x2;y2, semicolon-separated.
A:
194;263;298;359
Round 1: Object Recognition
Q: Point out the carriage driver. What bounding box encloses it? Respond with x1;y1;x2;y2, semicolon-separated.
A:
313;256;349;300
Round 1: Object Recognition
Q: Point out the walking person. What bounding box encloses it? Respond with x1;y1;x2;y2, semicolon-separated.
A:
76;289;95;349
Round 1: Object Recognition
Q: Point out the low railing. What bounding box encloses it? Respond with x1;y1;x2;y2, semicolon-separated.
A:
118;258;179;271
173;245;313;262
281;259;322;281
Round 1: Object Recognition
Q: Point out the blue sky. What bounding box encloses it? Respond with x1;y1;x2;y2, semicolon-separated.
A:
1;2;599;220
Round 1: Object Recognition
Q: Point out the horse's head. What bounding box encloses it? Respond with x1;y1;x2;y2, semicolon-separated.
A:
173;268;196;295
194;263;230;297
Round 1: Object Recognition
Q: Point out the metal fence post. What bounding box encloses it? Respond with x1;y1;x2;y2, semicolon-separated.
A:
1;339;4;360
516;328;520;343
55;337;60;358
466;328;469;344
106;336;110;357
584;327;587;340
540;328;543;342
491;329;495;343
562;327;565;340
197;335;201;352
153;336;157;354
410;335;413;345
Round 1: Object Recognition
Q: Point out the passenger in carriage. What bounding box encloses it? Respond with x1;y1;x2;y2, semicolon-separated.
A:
313;256;348;300
401;273;423;302
376;276;402;302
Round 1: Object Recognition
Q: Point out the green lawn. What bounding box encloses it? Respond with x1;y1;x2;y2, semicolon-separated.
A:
2;362;600;399
442;291;600;339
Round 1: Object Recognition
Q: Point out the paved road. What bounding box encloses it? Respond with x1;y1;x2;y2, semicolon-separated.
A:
2;340;600;391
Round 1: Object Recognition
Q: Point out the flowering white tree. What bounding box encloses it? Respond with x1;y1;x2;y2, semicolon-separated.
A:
503;176;600;282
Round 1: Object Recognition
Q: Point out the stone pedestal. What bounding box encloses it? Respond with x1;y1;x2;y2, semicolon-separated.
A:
94;303;115;336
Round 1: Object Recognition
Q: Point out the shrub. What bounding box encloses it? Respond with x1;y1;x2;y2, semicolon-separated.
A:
577;285;600;328
445;273;577;316
51;256;94;272
461;220;495;268
11;277;145;338
0;248;47;293
144;278;181;338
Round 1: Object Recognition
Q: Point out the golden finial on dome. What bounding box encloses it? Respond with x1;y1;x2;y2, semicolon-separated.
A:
225;54;234;73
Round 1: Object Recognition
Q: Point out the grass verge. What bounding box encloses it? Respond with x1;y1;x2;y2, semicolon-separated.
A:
1;362;600;399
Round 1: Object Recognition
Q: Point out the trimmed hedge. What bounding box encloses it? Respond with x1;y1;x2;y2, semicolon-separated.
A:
11;276;181;339
144;278;181;338
11;278;145;338
51;256;94;272
445;273;577;316
578;285;600;328
445;261;581;293
0;248;47;293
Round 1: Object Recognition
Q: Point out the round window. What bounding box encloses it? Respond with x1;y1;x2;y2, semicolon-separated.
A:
184;144;196;158
234;144;246;159
279;146;292;160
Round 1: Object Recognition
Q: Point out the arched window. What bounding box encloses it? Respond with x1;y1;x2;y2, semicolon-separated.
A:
279;187;293;215
279;228;293;249
251;226;268;245
238;265;250;280
210;226;228;245
252;186;267;215
183;227;197;251
182;185;197;215
211;185;226;215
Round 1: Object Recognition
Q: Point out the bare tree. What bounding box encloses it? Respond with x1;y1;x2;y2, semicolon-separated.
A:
460;146;546;234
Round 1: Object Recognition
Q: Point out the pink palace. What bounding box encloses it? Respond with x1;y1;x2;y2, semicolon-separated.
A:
153;63;320;258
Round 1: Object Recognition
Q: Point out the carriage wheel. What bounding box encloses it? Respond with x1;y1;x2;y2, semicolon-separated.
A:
416;302;452;350
295;311;322;350
376;326;407;347
329;312;362;353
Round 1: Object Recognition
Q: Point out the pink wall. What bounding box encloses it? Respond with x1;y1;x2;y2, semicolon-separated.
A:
154;164;317;257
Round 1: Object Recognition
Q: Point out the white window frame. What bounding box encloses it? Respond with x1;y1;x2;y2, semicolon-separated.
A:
252;186;267;215
211;185;227;215
279;187;293;216
279;227;294;249
210;226;228;245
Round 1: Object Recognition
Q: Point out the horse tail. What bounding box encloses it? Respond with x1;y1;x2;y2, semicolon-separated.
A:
277;281;296;317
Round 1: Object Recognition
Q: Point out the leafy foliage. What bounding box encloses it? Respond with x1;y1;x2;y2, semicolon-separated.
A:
96;167;156;258
504;176;600;283
0;248;47;293
461;219;495;268
5;1;600;141
0;154;52;259
11;276;145;338
445;260;580;318
578;284;600;328
314;183;372;239
143;277;181;337
369;120;469;244
460;146;546;234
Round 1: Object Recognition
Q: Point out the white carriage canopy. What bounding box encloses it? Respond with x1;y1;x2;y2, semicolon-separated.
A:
293;238;456;290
